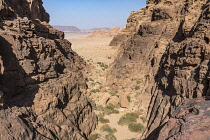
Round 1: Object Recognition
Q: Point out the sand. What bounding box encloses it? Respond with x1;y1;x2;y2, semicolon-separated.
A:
67;33;143;140
65;32;90;39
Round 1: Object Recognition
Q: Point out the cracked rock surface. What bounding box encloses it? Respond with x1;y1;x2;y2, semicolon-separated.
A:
0;0;97;139
108;0;210;139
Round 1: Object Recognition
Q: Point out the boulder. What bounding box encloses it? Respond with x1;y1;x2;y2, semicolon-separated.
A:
107;96;119;106
119;94;129;108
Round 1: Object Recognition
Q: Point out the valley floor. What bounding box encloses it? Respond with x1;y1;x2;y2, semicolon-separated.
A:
68;35;147;140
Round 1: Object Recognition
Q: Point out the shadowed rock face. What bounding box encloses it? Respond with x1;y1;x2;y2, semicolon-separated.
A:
108;0;210;139
0;0;97;139
0;0;49;22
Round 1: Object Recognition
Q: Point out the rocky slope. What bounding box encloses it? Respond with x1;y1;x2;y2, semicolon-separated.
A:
0;0;97;139
108;0;210;139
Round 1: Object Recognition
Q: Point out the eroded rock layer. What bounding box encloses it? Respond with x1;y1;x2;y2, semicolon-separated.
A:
0;0;97;139
108;0;210;139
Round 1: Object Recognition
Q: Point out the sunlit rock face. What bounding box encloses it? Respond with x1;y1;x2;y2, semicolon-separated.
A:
109;0;210;139
0;0;97;139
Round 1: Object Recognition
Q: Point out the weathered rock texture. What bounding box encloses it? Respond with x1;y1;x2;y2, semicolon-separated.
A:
0;0;97;139
108;0;210;139
156;97;210;140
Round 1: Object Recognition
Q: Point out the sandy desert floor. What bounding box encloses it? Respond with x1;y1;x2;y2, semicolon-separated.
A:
67;33;146;140
64;32;90;39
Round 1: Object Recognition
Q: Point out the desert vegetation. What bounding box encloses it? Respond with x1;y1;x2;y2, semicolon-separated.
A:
68;35;148;139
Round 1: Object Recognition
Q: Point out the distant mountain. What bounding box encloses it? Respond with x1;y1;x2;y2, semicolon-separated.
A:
52;26;80;32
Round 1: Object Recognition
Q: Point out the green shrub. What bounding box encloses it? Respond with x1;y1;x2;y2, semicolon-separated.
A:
98;112;105;118
118;112;140;126
134;86;140;90
91;82;95;86
109;91;117;96
89;133;100;140
127;96;131;102
136;80;142;84
100;124;117;134
96;105;104;111
139;109;144;113
95;82;102;85
91;89;100;93
105;134;117;140
128;123;145;132
99;116;110;123
89;78;94;81
145;75;149;78
140;116;147;123
104;104;119;115
97;62;108;69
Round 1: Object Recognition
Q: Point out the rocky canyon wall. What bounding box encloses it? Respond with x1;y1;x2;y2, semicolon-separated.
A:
0;0;97;139
108;0;210;139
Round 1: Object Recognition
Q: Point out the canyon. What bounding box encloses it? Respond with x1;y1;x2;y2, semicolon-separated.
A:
0;0;210;140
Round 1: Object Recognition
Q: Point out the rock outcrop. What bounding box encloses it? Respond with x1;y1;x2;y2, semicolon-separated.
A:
109;10;145;46
108;0;210;139
155;97;210;140
0;0;97;139
87;26;123;38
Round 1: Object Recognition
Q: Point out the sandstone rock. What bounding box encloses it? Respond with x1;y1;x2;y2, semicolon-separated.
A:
107;96;119;106
109;9;147;46
100;92;111;105
148;98;210;140
87;26;123;38
119;94;129;108
0;0;97;139
108;0;210;139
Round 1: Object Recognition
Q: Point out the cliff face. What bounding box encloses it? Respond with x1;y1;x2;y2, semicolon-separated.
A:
108;0;210;139
0;0;97;139
109;9;146;46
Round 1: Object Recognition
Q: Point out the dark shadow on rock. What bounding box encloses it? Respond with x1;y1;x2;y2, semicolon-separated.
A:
144;124;165;140
172;21;185;42
0;35;39;108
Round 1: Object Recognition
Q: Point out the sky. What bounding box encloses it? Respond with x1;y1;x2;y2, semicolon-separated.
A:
42;0;146;29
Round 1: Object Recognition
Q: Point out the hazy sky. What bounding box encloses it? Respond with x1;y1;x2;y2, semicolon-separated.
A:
42;0;146;29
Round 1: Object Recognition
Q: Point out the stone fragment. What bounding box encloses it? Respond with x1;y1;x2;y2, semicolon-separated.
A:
107;96;119;106
119;94;129;108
